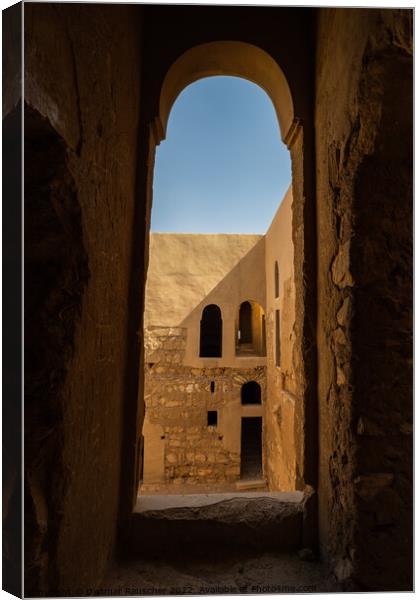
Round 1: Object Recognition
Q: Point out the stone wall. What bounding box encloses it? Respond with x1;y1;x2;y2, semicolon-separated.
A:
315;8;413;590
143;325;266;486
142;193;298;492
144;233;267;368
23;4;144;595
264;187;298;491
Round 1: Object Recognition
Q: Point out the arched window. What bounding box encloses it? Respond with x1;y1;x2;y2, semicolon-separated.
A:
239;301;253;344
274;261;279;298
275;309;281;367
241;381;261;405
199;304;222;357
236;300;266;356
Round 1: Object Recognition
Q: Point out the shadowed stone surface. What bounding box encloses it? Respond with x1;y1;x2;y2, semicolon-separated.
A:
103;551;338;596
136;491;304;511
127;496;304;555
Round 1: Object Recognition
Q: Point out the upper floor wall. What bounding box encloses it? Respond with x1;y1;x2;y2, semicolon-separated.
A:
145;232;266;368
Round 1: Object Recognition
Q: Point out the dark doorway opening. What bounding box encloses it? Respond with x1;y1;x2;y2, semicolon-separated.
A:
240;417;262;480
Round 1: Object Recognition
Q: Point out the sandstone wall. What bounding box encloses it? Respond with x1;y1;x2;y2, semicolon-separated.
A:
264;186;298;491
315;8;412;590
145;233;267;368
143;325;265;486
142;182;300;489
143;234;269;487
23;4;144;595
142;206;297;490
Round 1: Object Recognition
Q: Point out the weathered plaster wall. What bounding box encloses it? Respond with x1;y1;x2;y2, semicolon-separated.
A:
315;8;412;590
264;186;297;491
24;4;143;595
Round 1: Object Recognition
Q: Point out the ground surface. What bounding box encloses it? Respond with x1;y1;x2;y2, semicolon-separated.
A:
103;551;338;596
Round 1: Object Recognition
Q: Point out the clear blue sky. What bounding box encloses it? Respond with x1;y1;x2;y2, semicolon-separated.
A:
151;76;291;234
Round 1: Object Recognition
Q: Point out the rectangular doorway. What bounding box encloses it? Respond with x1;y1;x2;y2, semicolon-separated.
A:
240;417;262;480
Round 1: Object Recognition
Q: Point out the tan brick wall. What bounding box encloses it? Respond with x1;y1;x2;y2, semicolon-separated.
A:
143;326;265;486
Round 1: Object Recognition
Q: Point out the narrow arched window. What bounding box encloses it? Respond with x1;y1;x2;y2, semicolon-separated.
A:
274;261;280;298
275;309;281;367
241;381;261;405
238;301;253;344
236;300;266;357
199;304;222;357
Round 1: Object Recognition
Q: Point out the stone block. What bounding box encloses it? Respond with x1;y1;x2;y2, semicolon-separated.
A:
197;468;213;477
337;296;351;326
331;241;354;288
354;473;394;501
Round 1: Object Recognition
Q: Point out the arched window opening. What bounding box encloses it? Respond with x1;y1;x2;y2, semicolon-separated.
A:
236;300;266;357
241;381;261;405
239;301;252;344
140;42;300;499
274;261;279;298
200;304;222;357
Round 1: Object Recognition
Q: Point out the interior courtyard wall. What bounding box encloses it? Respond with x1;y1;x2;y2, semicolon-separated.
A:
143;234;267;486
23;4;144;594
264;186;297;491
145;234;266;366
315;8;412;590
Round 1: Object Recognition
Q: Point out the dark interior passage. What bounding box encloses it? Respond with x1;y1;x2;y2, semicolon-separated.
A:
240;417;262;480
